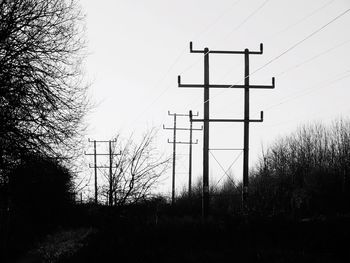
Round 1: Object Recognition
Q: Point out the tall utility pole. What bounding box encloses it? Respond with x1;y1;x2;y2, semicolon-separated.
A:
164;111;201;204
243;49;250;205
179;42;275;216
203;47;210;216
85;139;120;205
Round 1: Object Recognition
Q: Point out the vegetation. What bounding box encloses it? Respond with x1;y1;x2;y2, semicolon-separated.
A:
1;1;349;262
0;0;88;182
0;0;88;261
98;129;171;206
2;155;76;259
174;119;350;218
9;154;75;222
249;119;350;217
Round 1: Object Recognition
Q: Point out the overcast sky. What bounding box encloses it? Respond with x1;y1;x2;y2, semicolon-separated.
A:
79;0;350;197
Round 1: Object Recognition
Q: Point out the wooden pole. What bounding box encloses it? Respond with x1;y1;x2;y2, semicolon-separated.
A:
203;47;210;218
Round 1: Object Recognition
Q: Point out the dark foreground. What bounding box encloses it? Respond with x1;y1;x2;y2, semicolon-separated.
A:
9;205;350;263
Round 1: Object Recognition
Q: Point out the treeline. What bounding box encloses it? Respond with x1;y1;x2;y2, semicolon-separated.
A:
250;119;350;216
175;119;350;217
0;1;88;261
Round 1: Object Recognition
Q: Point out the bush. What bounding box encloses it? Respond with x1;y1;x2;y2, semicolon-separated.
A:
9;154;75;225
250;119;350;216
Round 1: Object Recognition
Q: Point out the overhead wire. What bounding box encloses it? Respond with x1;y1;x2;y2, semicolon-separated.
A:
184;4;350;184
251;7;350;77
124;0;243;130
113;3;350;192
223;0;270;41
174;3;350;190
269;38;350;79
269;0;336;40
147;0;272;130
190;6;350;110
242;38;350;118
122;1;348;134
162;2;350;184
212;37;350;128
172;0;270;114
181;0;270;80
263;70;350;112
257;70;350;129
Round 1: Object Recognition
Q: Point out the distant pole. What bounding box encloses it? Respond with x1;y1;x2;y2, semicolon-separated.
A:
86;139;98;204
172;114;177;205
109;140;113;206
189;110;193;197
85;139;120;206
94;140;97;204
80;192;83;204
164;112;201;204
203;47;210;218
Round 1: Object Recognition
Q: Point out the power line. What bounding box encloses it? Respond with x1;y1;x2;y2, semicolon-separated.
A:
179;44;274;216
252;7;350;75
182;0;270;76
181;0;271;86
189;6;350;109
132;0;274;134
224;0;270;40
85;139;121;205
269;0;336;39
194;0;242;40
163;111;201;204
219;63;350;128
258;71;350;129
124;0;243;131
270;39;350;79
263;70;350;111
242;38;350;116
190;0;338;107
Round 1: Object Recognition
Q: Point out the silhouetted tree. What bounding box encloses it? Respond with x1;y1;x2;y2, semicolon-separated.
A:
0;2;87;258
99;129;171;206
0;0;88;181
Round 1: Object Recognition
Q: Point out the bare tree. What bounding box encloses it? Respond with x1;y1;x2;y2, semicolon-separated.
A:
250;119;350;216
99;129;171;206
0;2;88;256
0;0;88;177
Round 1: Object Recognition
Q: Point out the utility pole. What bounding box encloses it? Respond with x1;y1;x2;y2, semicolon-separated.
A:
85;139;120;205
94;140;97;203
188;110;203;197
85;139;98;203
203;47;210;217
243;49;250;206
179;42;275;216
164;111;201;204
172;112;176;205
109;141;113;206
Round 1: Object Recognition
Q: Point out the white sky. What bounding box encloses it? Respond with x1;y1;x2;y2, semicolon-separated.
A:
79;0;350;198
